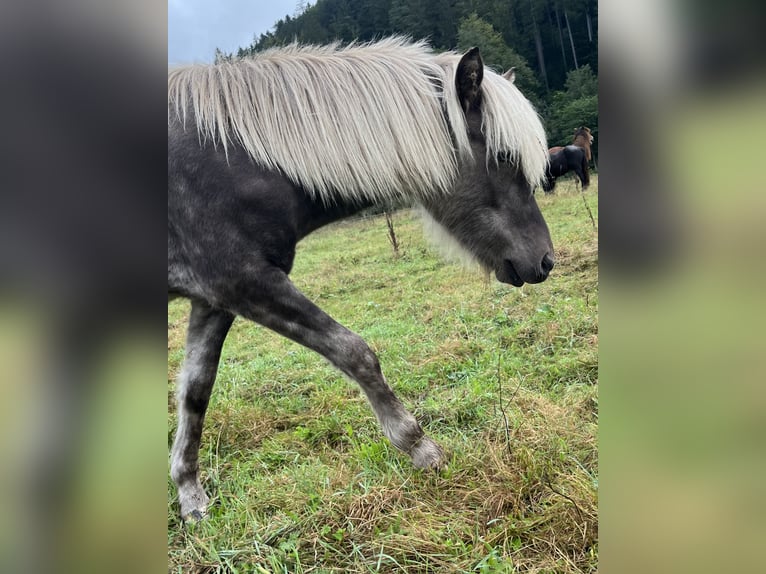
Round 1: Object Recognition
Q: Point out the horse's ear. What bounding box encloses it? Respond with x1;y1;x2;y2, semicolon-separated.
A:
502;67;516;84
456;47;483;112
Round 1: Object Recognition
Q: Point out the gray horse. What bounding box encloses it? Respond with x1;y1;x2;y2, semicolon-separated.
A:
168;38;554;521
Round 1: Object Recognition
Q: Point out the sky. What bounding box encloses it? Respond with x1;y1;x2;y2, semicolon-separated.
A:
168;0;298;64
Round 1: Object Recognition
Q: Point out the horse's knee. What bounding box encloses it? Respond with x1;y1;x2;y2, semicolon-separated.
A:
330;332;382;378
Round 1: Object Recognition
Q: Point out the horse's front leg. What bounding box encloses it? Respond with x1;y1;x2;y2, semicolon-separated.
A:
235;268;446;470
170;299;234;521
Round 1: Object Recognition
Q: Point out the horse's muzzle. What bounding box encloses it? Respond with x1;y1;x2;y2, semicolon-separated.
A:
529;253;555;284
497;253;554;286
539;253;555;281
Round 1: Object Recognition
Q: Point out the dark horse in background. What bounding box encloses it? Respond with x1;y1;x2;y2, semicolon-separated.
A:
168;38;554;521
542;145;590;192
542;126;594;192
548;126;594;159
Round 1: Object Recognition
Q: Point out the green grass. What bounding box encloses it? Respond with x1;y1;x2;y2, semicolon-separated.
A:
168;177;598;573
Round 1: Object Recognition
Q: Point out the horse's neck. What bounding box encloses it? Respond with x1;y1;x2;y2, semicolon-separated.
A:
296;192;377;238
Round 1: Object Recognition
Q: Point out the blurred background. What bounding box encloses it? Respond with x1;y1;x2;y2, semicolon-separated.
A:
0;1;764;572
600;1;766;573
0;2;167;573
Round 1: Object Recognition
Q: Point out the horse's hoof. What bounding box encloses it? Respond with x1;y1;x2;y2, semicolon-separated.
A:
183;508;206;523
410;436;448;471
178;482;210;523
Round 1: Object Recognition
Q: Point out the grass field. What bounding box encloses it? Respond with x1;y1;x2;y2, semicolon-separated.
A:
168;177;598;573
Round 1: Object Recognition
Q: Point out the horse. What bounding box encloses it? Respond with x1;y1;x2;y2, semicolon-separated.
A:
572;126;594;162
542;145;590;192
547;126;593;159
168;38;554;522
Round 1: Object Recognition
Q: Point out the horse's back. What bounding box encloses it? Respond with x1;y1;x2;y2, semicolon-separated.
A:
564;145;587;164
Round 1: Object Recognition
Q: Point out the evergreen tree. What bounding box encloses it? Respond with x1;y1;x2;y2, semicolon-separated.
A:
564;63;598;99
240;0;597;96
544;64;598;160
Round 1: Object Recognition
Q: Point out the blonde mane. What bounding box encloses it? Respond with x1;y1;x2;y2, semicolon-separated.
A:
168;38;547;203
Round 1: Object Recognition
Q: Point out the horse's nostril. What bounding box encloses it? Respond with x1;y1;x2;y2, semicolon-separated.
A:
541;253;554;275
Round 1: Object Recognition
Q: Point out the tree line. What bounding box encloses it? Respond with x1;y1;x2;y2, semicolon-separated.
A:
218;0;598;155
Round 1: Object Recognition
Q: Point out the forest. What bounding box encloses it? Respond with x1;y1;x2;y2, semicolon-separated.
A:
219;0;598;154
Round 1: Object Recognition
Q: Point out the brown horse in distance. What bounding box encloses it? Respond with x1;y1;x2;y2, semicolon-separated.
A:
572;126;593;162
